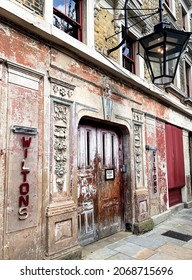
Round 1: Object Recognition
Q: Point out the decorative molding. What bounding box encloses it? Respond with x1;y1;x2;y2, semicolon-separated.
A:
132;109;144;123
46;205;78;256
133;123;143;188
181;97;192;106
46;201;77;217
52;102;70;194
55;219;72;242
8;67;40;90
135;192;149;221
6;60;43;90
115;114;131;126
50;77;75;99
102;84;113;121
165;83;186;99
6;60;44;77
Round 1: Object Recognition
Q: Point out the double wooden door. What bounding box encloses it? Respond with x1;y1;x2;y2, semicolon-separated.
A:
77;123;123;245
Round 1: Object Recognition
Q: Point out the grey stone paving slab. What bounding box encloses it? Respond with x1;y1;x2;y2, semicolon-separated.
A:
82;247;117;260
81;208;192;260
123;235;166;250
157;244;192;260
180;215;192;222
182;240;192;249
174;224;192;235
113;242;155;259
106;253;135;260
147;225;173;235
145;232;186;246
107;239;129;250
133;247;156;260
147;252;180;260
113;242;145;256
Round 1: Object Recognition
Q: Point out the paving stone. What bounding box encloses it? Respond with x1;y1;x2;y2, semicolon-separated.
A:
182;240;192;249
107;239;129;250
147;252;180;260
82;247;117;260
106;253;135;260
81;208;192;260
156;244;192;260
133;247;156;260
113;242;154;259
123;235;166;250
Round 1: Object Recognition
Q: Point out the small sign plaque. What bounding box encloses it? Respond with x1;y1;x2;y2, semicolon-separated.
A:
105;169;115;181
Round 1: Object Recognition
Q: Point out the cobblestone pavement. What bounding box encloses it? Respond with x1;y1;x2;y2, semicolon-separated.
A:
82;207;192;260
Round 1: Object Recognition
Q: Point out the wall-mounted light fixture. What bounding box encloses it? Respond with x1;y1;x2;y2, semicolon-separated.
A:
105;0;191;86
137;0;191;85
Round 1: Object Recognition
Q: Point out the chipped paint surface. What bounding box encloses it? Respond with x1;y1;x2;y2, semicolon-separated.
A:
0;15;191;260
77;124;122;245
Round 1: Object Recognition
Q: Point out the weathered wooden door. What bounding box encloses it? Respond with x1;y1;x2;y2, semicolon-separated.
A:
77;123;123;245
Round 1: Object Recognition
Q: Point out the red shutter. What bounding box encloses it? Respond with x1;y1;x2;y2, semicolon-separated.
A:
173;127;185;187
165;124;185;206
165;124;175;188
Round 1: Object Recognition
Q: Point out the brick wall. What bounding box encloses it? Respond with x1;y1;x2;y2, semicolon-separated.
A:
94;4;119;62
15;0;44;15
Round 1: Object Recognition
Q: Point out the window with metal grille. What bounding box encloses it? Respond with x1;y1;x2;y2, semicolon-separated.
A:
53;0;82;41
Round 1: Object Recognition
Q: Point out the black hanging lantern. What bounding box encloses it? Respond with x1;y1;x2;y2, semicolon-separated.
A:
105;0;191;85
138;22;191;85
138;0;191;85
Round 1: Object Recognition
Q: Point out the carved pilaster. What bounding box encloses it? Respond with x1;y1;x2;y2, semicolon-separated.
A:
132;109;144;189
134;124;143;187
102;84;113;121
53;102;69;195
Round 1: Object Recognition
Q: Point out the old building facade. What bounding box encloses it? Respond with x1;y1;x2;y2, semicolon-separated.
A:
0;0;192;259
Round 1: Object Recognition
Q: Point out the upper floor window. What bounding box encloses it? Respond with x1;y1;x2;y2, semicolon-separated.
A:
164;0;176;16
122;30;136;74
182;6;187;30
185;62;191;97
53;0;82;41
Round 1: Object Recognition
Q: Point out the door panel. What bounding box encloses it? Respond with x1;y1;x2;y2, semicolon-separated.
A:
77;124;122;245
77;126;97;245
97;128;122;238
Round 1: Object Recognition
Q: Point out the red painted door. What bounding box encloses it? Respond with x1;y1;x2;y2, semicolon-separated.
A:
77;123;123;245
165;124;185;206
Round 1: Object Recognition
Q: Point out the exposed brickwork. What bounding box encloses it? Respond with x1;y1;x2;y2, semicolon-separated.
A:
142;0;159;26
94;4;118;62
175;0;183;30
179;61;185;93
15;0;44;15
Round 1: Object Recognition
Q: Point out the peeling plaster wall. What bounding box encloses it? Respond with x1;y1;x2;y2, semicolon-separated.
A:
0;11;192;258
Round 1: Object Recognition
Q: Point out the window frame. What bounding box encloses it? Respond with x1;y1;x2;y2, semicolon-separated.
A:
182;5;187;30
53;0;82;41
185;61;191;97
122;29;136;74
